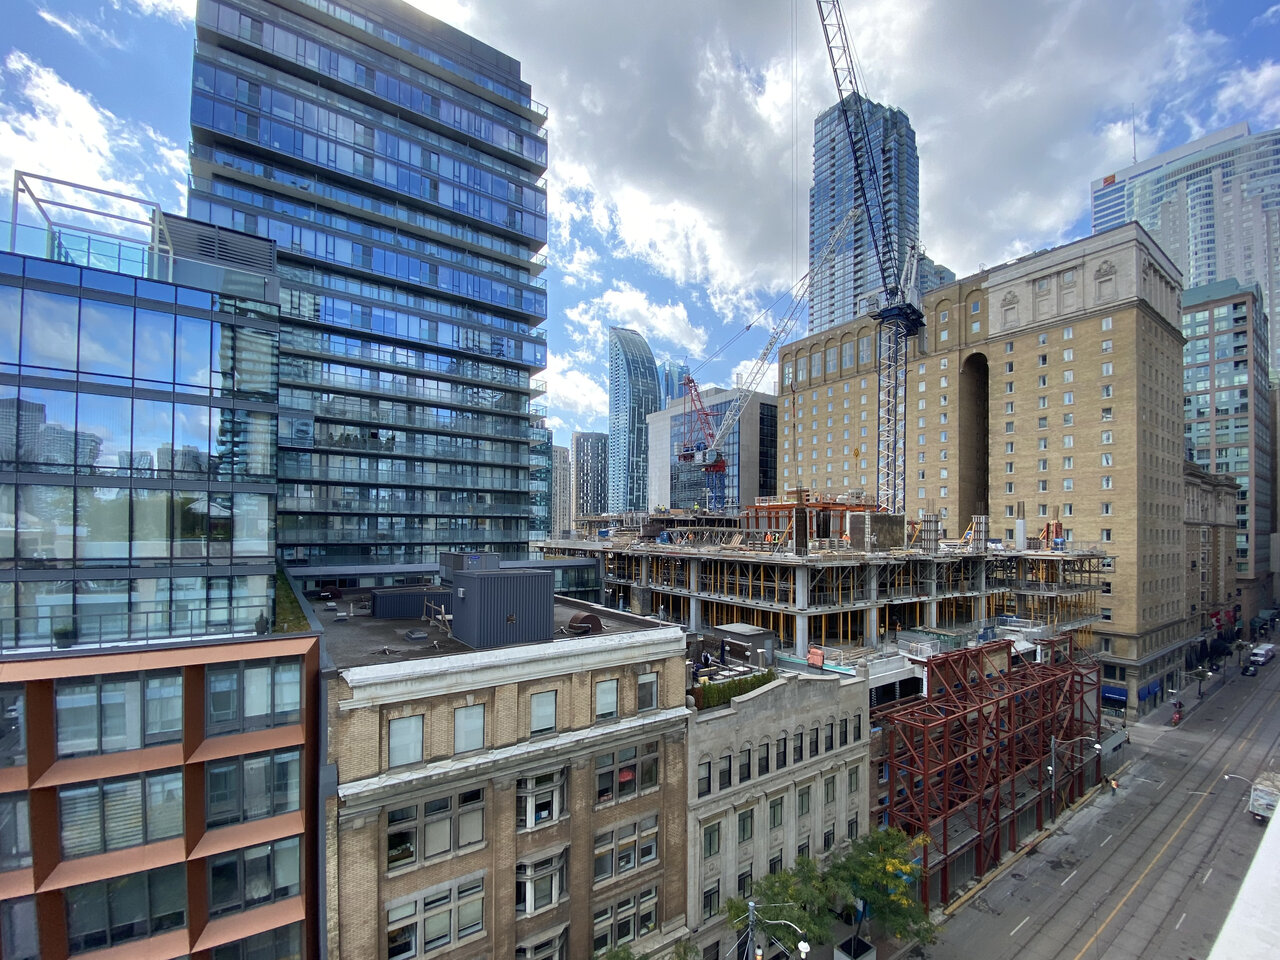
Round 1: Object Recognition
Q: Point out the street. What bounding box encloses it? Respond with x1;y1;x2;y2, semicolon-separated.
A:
921;662;1280;960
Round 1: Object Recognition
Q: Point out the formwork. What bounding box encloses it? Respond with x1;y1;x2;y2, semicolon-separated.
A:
875;636;1101;907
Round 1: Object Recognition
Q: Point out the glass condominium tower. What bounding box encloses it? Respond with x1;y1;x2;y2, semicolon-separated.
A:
607;328;659;514
809;93;919;333
188;0;549;588
1091;123;1280;371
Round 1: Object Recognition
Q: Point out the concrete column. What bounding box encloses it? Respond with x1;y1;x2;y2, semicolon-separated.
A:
795;565;809;658
866;564;880;649
689;558;701;631
640;555;650;586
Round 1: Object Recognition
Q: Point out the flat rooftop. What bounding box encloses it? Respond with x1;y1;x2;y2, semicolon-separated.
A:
320;594;670;670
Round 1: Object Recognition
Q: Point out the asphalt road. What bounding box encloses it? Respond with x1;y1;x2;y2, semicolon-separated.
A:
919;662;1280;960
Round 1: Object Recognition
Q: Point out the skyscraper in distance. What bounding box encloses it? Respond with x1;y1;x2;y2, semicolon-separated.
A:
188;0;549;589
656;358;690;409
1091;122;1280;369
809;93;920;333
572;430;609;523
608;327;659;514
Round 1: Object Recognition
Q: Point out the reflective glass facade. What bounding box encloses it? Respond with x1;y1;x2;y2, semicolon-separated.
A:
572;431;608;520
0;252;279;650
607;329;659;514
1091;124;1280;372
809;94;919;333
189;0;548;581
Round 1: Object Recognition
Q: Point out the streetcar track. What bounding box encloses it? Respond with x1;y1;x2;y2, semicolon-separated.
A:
948;671;1280;960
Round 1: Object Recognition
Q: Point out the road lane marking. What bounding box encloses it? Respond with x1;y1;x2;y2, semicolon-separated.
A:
1175;912;1186;930
1061;869;1077;887
1202;868;1212;885
1011;917;1030;937
1070;768;1223;960
1100;834;1113;847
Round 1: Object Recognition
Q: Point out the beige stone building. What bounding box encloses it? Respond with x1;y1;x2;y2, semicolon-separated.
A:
1183;462;1240;657
322;591;690;960
686;670;869;960
780;223;1189;717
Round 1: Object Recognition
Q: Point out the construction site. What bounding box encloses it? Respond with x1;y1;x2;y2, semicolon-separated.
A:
544;491;1114;904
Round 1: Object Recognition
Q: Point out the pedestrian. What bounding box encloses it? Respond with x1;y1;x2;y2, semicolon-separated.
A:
1110;778;1118;794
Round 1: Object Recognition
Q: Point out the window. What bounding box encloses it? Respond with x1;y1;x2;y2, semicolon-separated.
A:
793;733;803;764
208;836;301;917
702;882;720;921
697;761;711;797
1101;340;1112;353
529;690;557;736
824;827;836;852
797;839;810;860
1102;475;1113;489
1102;502;1113;515
516;851;567;913
798;785;811;816
596;741;659;803
718;754;733;790
595;679;619;721
702;820;721;859
1101;316;1112;330
739;747;752;782
64;864;185;953
839;718;849;746
386;788;485;869
1101;529;1112;542
824;723;835;751
825;775;837;805
517;768;567;829
0;687;26;768
596;886;658;952
389;715;423;767
848;766;860;793
387;876;485;957
758;741;771;776
515;930;569;960
1102;452;1113;466
59;770;182;857
1063;326;1073;339
809;727;819;757
769;796;784;830
56;672;183;756
852;714;862;741
206;748;300;828
1101;430;1113;444
848;815;860;840
738;868;753;899
0;794;31;870
637;672;658;712
206;659;302;735
1063;391;1074;405
214;924;302;960
776;735;787;769
971;301;981;314
738;809;754;843
1101;361;1113;376
454;704;484;753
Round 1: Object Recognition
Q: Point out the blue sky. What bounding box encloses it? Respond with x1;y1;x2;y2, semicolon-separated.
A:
3;0;1280;444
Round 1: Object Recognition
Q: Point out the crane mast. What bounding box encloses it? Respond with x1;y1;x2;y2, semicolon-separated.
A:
815;0;924;514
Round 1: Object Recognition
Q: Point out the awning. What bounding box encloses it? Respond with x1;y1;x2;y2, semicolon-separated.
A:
1101;684;1128;703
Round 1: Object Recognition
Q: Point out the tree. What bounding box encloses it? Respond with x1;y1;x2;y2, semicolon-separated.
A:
669;941;700;960
598;947;636;960
724;856;833;953
826;828;936;944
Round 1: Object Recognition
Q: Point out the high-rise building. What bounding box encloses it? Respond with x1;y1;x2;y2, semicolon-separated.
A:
188;0;549;589
646;387;777;511
1091;123;1280;369
1;180;320;960
529;419;551;541
608;328;660;514
656;359;689;410
551;444;570;539
781;222;1192;719
1180;280;1273;616
571;431;608;525
809;94;919;333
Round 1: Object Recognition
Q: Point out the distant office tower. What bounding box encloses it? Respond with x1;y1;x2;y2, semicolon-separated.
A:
656;358;690;409
608;327;660;513
188;0;548;588
917;253;957;296
572;430;609;522
1181;280;1273;613
810;93;919;333
552;444;570;538
647;387;777;511
1091;123;1280;369
1;180;319;960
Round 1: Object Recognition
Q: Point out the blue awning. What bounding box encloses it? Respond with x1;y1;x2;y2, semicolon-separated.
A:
1101;684;1128;702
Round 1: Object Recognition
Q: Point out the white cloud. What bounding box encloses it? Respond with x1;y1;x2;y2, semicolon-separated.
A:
37;9;126;50
729;357;777;397
114;0;197;23
554;242;601;288
0;52;185;206
1252;4;1280;27
563;282;707;359
1214;61;1280;127
541;349;608;424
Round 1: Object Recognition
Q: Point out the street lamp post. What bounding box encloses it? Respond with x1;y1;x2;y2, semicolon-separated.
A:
1047;735;1103;822
740;902;810;959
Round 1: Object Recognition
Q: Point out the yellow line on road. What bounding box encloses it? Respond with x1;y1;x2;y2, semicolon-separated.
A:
1238;688;1280;751
1070;768;1224;960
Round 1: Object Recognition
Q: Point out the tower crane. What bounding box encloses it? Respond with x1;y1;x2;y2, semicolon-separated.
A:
815;0;925;514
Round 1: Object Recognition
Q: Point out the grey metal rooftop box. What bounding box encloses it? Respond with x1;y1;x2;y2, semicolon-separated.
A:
452;569;553;648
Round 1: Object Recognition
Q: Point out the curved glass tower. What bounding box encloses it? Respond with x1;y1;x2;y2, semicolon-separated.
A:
608;327;659;514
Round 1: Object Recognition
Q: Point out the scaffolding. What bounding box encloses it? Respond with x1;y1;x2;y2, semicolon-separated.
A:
874;637;1101;907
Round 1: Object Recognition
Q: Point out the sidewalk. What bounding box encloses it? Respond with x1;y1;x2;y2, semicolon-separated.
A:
1135;666;1230;730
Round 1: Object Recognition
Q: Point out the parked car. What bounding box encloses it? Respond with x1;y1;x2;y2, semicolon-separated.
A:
1243;664;1259;677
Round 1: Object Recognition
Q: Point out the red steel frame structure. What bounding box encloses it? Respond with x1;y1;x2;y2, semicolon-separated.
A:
876;637;1101;907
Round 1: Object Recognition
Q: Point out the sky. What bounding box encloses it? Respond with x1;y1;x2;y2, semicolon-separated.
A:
3;0;1280;445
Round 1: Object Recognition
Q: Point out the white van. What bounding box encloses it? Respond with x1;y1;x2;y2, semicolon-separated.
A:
1249;643;1275;665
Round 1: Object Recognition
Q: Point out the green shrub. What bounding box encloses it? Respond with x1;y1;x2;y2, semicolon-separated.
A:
700;669;776;708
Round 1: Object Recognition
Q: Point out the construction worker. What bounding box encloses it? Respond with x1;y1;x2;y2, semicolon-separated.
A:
1110;778;1119;794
